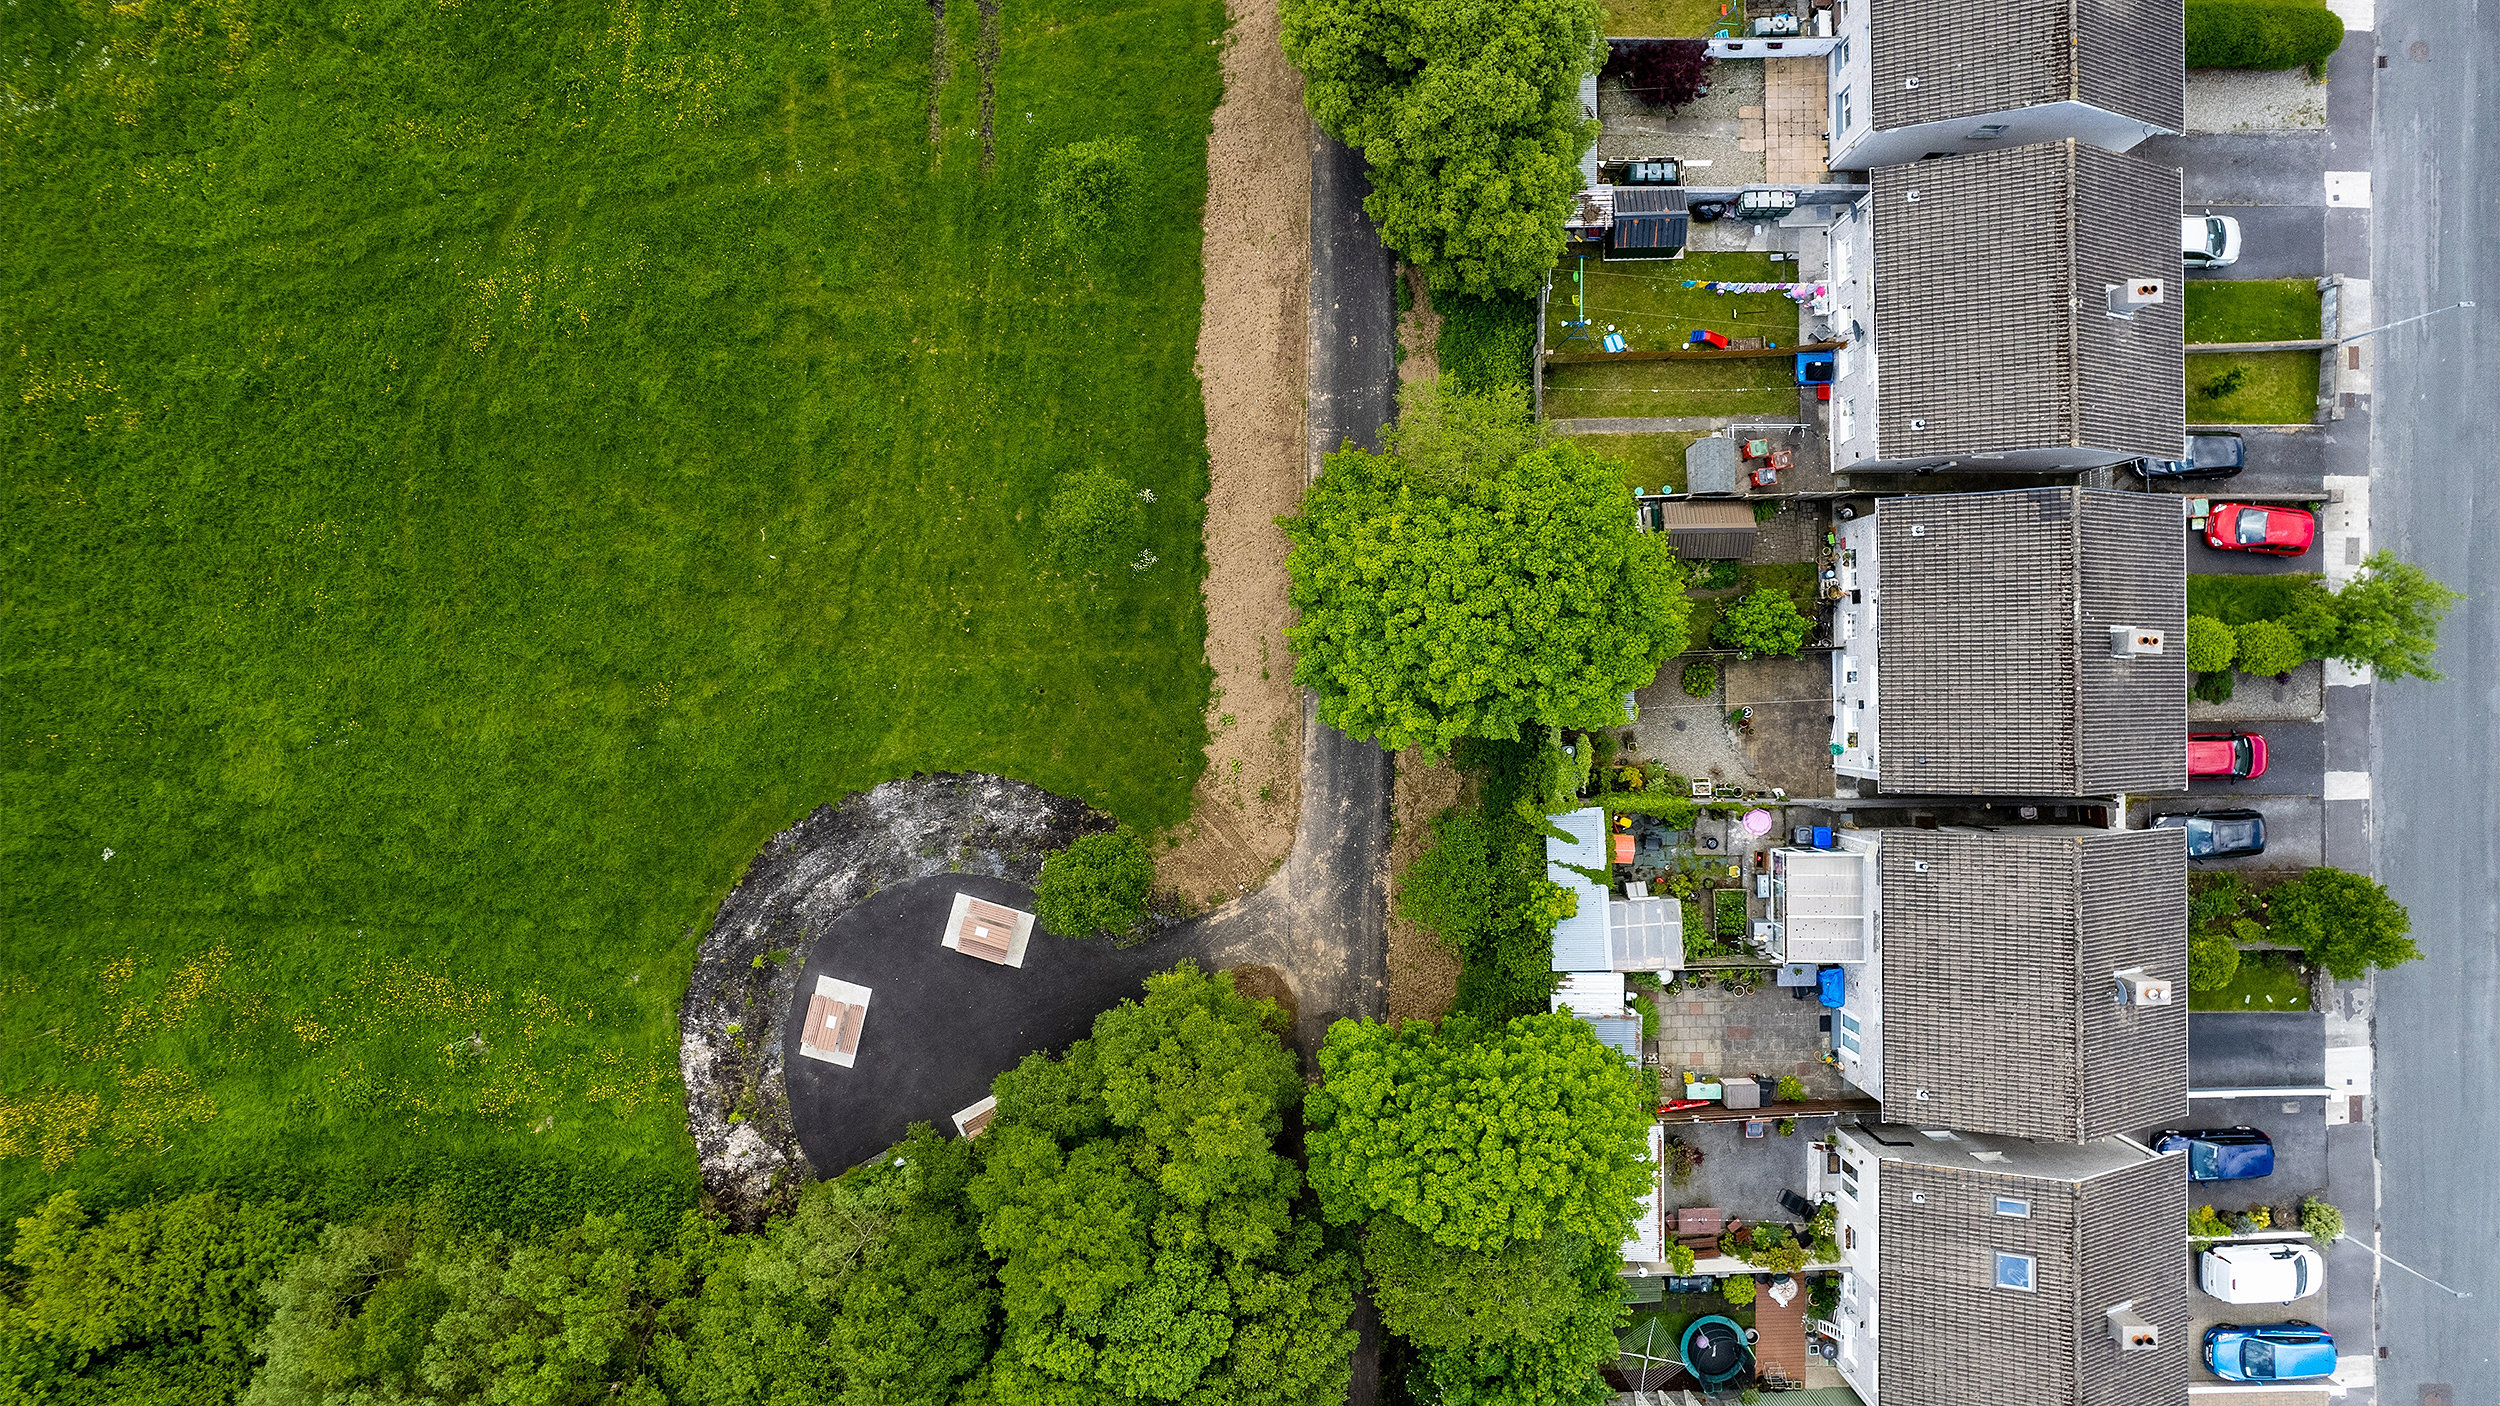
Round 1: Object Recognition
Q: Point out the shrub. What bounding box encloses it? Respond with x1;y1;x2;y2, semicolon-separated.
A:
1777;1118;1797;1137
2186;1;2346;72
2288;551;2462;680
1606;40;1714;110
1774;1076;1807;1104
1033;828;1157;940
1711;587;1812;657
1040;466;1147;576
1668;1244;1697;1275
1436;293;1541;392
2268;866;2421;979
1036;137;1140;250
1701;558;1744;589
1682;660;1719;697
2234;618;2308;677
1605;790;1701;827
2188;931;2244;991
1720;1274;1757;1307
2201;363;2251;399
2185;615;2238;672
2192;670;2238;704
2300;1197;2344;1243
2190;1204;2233;1240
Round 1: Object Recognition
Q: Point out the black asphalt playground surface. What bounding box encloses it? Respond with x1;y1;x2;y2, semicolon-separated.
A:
783;873;1202;1174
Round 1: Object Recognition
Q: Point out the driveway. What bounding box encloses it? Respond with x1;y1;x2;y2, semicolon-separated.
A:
2159;719;2324;799
2133;794;2325;871
2189;523;2326;575
2192;1011;2329;1087
2165;1094;2331;1213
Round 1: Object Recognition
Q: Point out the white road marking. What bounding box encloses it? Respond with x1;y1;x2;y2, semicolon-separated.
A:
2323;770;2372;800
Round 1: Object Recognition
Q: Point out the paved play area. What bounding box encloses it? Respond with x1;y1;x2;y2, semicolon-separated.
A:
783;873;1203;1173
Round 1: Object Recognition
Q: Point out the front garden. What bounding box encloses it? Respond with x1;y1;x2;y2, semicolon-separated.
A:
2187;349;2322;423
2185;278;2325;342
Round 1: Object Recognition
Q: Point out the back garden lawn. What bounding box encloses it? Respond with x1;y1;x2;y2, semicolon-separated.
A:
0;0;1223;1227
1544;253;1805;419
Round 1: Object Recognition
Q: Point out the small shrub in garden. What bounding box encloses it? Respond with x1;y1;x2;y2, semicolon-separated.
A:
1774;1075;1807;1103
1606;39;1714;110
2234;618;2307;677
2201;363;2251;399
2185;615;2237;672
2300;1197;2344;1243
2192;670;2237;704
1669;1243;1697;1274
1712;587;1812;657
2186;1;2345;72
1036;137;1140;251
1721;1273;1757;1307
1041;466;1146;576
1034;828;1157;940
1682;660;1718;697
2188;932;2243;991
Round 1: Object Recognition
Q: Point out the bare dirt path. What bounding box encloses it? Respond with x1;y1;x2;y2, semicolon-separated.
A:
1156;0;1314;910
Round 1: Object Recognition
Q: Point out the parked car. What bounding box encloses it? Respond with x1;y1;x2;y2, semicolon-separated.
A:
2200;1243;2326;1304
2183;213;2242;269
2205;1322;2337;1383
2204;502;2317;557
2128;433;2245;482
2151;809;2267;859
2188;731;2269;780
2153;1126;2276;1181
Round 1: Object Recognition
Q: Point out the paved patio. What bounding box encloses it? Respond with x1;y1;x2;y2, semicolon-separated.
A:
1654;978;1853;1099
1658;1116;1841;1222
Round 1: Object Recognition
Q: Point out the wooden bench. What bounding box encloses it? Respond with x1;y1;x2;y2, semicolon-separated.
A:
803;994;864;1060
956;898;1020;963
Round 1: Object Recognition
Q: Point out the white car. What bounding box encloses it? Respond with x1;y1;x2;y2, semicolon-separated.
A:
2183;214;2242;269
2199;1242;2324;1304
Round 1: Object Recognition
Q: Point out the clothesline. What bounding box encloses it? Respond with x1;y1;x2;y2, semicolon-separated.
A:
1683;279;1830;303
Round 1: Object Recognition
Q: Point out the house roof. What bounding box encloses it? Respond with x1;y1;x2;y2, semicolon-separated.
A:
1875;827;2188;1142
1870;143;2185;461
1867;0;2184;135
1870;1141;2189;1406
1660;501;1758;560
1872;487;2186;795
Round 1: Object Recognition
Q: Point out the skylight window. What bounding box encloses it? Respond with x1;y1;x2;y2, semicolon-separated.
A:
1994;1197;2030;1218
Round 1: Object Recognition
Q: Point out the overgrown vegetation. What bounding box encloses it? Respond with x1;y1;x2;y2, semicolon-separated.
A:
2185;556;2461;682
1041;467;1151;577
1438;294;1542;393
1;0;1226;1226
1283;0;1606;296
1604;40;1714;109
1710;588;1814;657
1310;1013;1650;1406
2186;1;2346;72
1398;736;1585;1018
1034;829;1159;941
1284;383;1691;753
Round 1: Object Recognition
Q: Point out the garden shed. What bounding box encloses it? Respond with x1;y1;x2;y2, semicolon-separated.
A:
1658;501;1759;560
1685;436;1741;495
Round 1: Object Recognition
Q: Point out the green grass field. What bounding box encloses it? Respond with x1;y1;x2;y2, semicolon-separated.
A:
2185;279;2324;343
2190;573;2323;624
2187;350;2323;424
1566;432;1708;493
1;0;1223;1222
1602;0;1729;35
1545;254;1804;418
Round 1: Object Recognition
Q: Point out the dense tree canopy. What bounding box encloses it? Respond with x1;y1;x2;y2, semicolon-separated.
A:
2289;552;2461;681
1280;0;1605;296
1283;387;1688;754
2267;867;2421;980
1306;1013;1650;1251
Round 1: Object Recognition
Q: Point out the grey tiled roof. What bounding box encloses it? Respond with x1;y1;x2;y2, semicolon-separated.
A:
1877;1152;2189;1406
1871;143;2186;461
1876;827;2189;1142
1869;0;2185;133
1874;487;2186;795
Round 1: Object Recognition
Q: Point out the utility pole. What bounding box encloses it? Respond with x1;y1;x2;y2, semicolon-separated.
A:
2340;300;2477;344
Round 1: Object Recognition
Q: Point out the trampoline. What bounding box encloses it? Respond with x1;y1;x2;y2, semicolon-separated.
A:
1681;1313;1756;1388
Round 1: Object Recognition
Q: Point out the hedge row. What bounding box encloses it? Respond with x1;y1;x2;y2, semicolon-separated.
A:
2186;1;2345;71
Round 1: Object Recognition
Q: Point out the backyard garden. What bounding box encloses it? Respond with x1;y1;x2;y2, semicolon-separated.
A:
2;0;1227;1232
1544;253;1812;419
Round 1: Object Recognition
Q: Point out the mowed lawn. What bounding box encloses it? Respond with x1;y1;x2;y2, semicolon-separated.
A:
0;0;1223;1223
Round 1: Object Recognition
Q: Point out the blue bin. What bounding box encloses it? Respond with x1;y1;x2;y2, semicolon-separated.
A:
1818;966;1846;1008
1813;826;1833;848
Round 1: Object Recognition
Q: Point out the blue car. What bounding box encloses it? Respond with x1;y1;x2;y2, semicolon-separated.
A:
2152;1126;2274;1181
2205;1321;2337;1382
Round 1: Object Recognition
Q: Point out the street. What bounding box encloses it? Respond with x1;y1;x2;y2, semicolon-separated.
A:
2368;0;2500;1392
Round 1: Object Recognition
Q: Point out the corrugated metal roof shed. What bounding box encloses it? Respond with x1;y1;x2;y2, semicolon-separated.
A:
1659;500;1759;560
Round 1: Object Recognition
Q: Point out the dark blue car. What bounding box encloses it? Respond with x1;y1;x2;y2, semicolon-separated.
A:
2153;1126;2275;1181
2205;1321;2336;1383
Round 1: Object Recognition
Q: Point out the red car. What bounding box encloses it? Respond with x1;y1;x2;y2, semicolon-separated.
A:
2188;731;2268;780
2204;503;2316;556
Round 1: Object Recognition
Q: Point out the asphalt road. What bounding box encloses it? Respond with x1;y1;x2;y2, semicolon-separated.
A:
2372;0;2500;1393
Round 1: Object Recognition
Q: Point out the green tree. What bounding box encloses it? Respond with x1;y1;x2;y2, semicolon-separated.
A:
1711;587;1812;657
2188;931;2244;992
1036;138;1141;252
1034;827;1157;940
2289;552;2461;680
2233;618;2307;677
1284;401;1689;753
1306;1013;1650;1251
1363;1220;1590;1353
2185;614;2237;672
1039;466;1148;577
1281;0;1605;297
2266;866;2421;979
824;1127;999;1406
